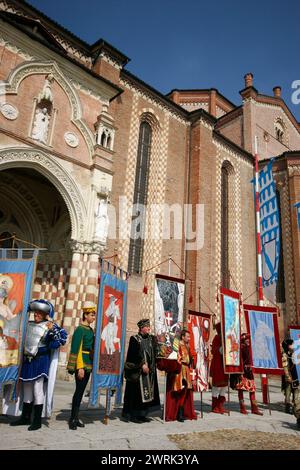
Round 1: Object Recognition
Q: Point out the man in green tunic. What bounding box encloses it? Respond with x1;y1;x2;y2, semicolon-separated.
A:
67;301;96;430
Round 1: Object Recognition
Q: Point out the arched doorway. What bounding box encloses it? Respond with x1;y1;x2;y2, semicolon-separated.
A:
0;167;72;325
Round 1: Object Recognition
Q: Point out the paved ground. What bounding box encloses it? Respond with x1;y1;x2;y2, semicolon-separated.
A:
0;376;299;450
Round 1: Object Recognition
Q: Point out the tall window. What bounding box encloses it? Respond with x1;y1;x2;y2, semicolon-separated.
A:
128;122;152;274
276;191;285;303
221;164;230;288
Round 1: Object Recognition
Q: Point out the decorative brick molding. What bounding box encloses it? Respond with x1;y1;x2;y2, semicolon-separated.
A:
214;148;243;318
1;60;95;156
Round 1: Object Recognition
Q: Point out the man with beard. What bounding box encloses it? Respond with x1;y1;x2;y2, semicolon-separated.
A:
122;318;160;423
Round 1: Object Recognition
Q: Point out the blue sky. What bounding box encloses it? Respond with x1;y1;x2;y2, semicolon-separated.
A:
27;0;300;121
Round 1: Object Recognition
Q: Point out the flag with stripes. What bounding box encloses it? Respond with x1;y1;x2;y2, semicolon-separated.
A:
258;160;280;303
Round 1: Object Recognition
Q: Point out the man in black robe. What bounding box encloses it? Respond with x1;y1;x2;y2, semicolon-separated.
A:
122;318;160;423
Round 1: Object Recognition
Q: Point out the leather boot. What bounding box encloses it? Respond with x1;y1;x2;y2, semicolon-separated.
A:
69;404;78;430
28;404;43;431
285;403;293;414
239;400;248;414
218;396;227;414
177;406;184;422
211;397;221;413
10;402;33;426
251;400;263;415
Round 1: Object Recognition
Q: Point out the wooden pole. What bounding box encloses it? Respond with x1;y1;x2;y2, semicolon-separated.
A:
227;379;230;416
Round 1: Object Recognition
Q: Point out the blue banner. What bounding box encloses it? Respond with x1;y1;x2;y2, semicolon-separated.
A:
258;160;280;302
90;271;128;406
0;250;36;389
249;309;278;369
294;202;300;230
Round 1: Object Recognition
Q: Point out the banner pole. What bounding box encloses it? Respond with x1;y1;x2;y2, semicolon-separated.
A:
163;373;167;422
255;136;269;405
266;375;272;415
227;379;230;416
200;391;203;419
103;388;111;425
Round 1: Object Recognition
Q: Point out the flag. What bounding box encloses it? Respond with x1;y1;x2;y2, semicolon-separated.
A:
258;160;280;303
294;202;300;230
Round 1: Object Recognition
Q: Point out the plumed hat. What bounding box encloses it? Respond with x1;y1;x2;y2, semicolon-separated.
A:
28;299;54;319
82;301;97;313
137;318;150;329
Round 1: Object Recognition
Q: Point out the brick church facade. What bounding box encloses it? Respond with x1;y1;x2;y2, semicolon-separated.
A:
0;0;299;367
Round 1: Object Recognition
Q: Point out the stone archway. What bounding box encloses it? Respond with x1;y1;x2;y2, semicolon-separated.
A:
0;147;87;242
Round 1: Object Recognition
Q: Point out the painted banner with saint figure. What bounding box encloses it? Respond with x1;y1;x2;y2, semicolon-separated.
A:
188;310;210;392
90;267;128;406
154;274;185;359
0;250;36;387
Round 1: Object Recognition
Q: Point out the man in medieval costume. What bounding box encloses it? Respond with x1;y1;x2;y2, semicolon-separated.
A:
210;322;228;414
230;333;263;415
164;329;197;422
8;299;67;430
122;318;160;423
281;338;300;429
67;302;96;430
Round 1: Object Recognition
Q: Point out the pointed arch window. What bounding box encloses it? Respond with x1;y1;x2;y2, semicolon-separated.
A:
128;122;152;274
221;164;230;288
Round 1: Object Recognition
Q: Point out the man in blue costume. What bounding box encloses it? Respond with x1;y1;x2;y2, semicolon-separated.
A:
10;299;67;431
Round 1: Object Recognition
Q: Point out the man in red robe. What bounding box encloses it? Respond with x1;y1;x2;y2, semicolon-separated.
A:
164;329;197;422
210;322;228;413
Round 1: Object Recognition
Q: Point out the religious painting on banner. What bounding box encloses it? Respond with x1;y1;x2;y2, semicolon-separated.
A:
0;252;36;387
220;287;243;374
243;304;283;374
90;269;128;406
154;274;185;359
0;273;24;368
188;311;210;391
288;326;300;382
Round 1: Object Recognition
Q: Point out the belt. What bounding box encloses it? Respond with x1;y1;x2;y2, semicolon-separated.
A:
24;350;49;361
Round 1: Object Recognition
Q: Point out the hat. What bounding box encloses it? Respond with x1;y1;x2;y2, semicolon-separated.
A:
28;299;54;319
241;333;250;342
282;338;293;353
82;301;97;313
137;318;150;329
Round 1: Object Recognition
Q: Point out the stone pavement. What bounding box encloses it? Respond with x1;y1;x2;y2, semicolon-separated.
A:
0;377;299;450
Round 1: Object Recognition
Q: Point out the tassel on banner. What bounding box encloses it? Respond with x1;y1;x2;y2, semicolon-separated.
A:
215;283;219;303
143;284;148;295
143;271;148;294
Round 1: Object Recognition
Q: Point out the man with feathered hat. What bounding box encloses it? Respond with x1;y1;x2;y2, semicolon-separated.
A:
9;299;67;430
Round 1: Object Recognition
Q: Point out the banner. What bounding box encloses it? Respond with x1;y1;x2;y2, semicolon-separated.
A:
90;269;128;406
0;249;36;388
294;203;300;230
154;274;185;359
289;325;300;382
220;287;243;374
243;304;283;374
258;160;280;303
188;310;210;391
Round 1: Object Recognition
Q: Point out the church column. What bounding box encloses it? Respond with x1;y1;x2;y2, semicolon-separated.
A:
59;248;82;364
